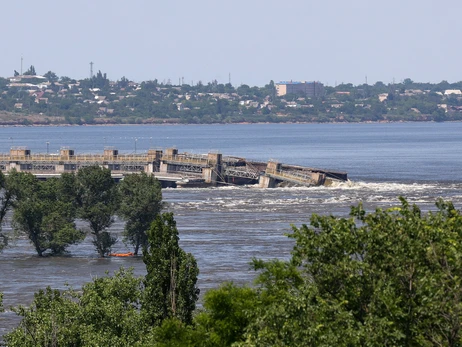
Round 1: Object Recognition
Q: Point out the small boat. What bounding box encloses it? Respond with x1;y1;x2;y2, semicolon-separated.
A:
109;252;134;257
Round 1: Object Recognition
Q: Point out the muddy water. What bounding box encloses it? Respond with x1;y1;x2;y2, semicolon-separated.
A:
2;121;462;336
2;181;462;336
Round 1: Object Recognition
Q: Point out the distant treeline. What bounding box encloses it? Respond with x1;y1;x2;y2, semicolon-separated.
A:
1;69;462;124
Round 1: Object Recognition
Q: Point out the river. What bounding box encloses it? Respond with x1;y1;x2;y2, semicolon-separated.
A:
1;122;462;336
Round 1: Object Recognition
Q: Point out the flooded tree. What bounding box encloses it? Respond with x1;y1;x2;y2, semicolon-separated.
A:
117;172;163;255
10;173;84;256
0;171;13;252
75;166;119;257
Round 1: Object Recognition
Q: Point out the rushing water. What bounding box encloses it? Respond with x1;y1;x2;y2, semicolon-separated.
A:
1;122;462;336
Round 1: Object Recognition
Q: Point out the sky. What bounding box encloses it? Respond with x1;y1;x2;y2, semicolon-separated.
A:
2;0;461;87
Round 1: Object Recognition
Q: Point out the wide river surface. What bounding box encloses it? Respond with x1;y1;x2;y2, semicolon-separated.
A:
1;122;462;336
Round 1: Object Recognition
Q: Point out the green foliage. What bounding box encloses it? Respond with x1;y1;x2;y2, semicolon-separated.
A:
142;213;199;326
118;173;163;254
7;198;462;346
195;283;258;346
148;318;203;346
242;198;462;346
4;268;146;347
75;166;119;257
23;65;36;76
3;69;462;124
43;70;58;82
10;173;84;256
5;213;200;345
0;170;13;252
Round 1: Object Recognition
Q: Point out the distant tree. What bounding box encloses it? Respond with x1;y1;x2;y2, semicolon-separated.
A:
14;70;19;76
117;76;130;89
142;213;200;326
224;82;235;93
23;65;36;76
263;80;276;99
118;173;163;255
92;70;110;89
237;84;251;96
75;166;119;257
44;71;58;82
59;76;75;84
403;78;414;87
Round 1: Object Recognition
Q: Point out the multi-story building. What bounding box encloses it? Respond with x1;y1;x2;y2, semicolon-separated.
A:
276;81;324;97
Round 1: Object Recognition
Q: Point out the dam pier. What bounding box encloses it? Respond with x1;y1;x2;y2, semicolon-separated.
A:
0;147;347;188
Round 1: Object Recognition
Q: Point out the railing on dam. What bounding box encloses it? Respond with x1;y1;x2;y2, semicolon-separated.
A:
0;154;158;162
161;154;211;166
0;147;347;188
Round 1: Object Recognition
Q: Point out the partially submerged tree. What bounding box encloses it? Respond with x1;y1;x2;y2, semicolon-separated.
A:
142;212;199;326
5;213;200;346
0;171;14;252
118;172;163;255
10;173;84;256
75;166;119;257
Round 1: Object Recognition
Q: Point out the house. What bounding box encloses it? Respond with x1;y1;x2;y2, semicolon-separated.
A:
444;89;462;96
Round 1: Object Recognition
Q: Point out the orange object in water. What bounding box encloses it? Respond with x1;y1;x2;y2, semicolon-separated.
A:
109;252;134;257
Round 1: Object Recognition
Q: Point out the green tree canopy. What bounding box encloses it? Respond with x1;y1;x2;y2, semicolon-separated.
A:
10;172;84;256
142;212;200;326
118;173;163;255
4;268;146;346
242;198;462;346
23;65;36;76
0;171;13;252
75;166;119;257
43;70;58;82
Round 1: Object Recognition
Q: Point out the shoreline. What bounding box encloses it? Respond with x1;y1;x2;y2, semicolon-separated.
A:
0;119;457;128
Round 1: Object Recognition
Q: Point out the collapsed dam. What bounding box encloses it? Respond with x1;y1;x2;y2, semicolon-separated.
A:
0;147;347;188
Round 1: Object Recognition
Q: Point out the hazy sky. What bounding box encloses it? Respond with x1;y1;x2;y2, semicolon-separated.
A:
2;0;461;87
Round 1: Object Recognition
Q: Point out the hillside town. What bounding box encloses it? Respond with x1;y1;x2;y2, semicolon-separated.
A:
1;66;462;125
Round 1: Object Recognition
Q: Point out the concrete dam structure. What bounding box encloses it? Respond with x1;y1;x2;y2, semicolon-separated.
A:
0;147;348;188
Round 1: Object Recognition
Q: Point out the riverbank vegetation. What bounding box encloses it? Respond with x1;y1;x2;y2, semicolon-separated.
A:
4;197;462;346
2;68;462;125
0;168;163;257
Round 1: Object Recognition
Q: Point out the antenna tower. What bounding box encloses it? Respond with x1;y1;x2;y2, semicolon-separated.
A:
21;56;23;75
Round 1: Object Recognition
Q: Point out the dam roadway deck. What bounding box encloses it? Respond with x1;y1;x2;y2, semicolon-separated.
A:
0;147;348;188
